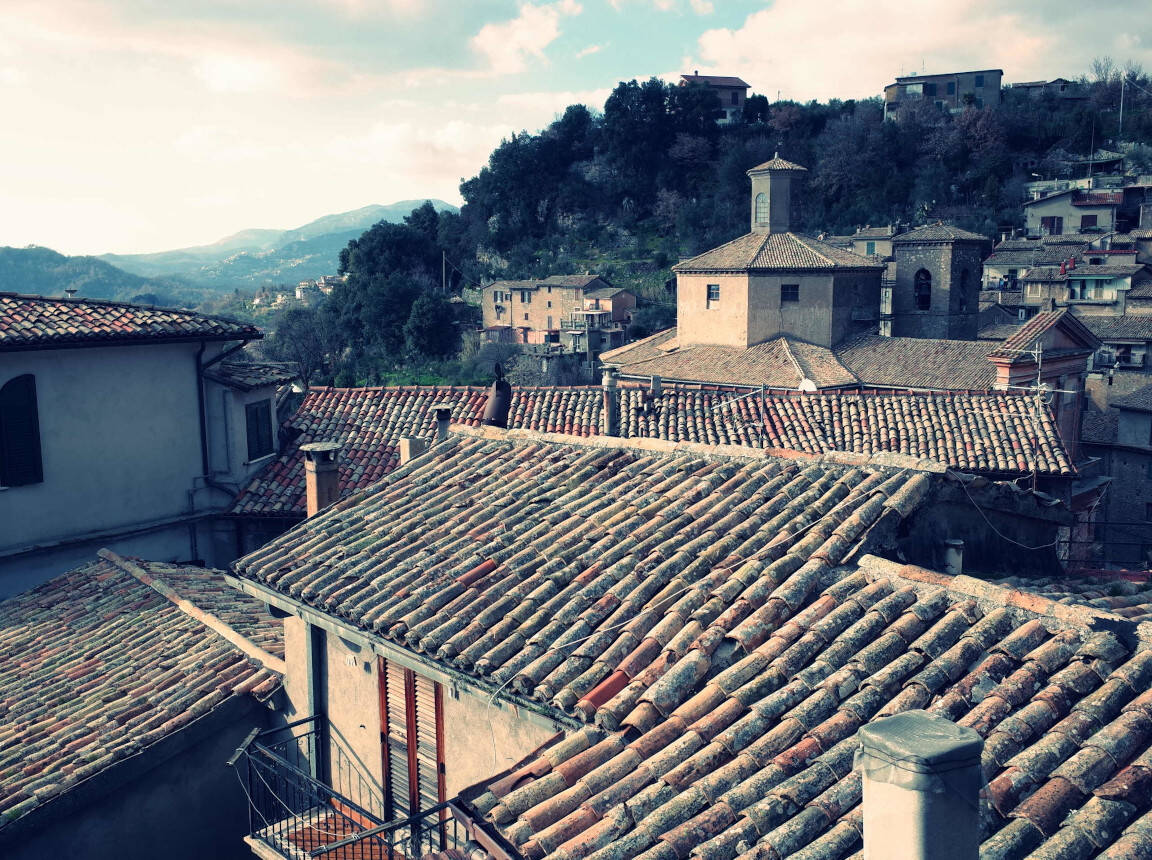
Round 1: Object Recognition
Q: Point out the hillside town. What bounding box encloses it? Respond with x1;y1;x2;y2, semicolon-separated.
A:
5;54;1152;860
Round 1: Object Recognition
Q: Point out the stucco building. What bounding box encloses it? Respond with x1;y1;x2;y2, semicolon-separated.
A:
883;68;1002;119
678;72;750;124
0;293;294;595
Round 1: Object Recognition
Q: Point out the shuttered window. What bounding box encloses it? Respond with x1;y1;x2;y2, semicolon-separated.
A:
378;659;445;821
245;399;274;461
0;374;43;487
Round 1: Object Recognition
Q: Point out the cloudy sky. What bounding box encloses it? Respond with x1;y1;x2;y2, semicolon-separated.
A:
1;0;1148;255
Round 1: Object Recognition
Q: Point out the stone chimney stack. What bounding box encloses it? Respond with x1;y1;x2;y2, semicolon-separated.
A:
858;710;983;860
746;155;808;235
398;436;427;465
602;369;619;437
300;442;341;517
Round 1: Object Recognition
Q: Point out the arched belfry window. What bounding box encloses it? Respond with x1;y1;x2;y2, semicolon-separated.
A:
0;374;43;487
914;269;932;311
754;192;769;224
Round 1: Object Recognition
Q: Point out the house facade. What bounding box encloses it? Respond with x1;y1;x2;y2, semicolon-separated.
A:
481;275;634;359
678;72;750;124
0;293;291;595
883;68;1003;119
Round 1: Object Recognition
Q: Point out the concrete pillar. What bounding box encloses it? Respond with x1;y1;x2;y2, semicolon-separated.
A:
398;436;427;465
858;710;983;860
300;441;341;518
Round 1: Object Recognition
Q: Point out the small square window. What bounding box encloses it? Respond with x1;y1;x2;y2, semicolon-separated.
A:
524;313;529;321
781;284;799;303
706;284;720;310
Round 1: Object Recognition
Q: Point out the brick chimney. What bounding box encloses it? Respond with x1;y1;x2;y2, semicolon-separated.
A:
857;710;983;860
300;441;341;517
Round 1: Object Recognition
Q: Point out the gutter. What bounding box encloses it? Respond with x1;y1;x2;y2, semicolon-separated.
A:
0;510;215;562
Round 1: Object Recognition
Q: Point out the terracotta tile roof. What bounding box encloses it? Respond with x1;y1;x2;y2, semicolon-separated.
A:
232;384;1072;515
836;334;998;389
987;309;1099;359
231;386;605;516
893;224;990;243
616;390;1071;475
1112;385;1152;414
0;293;261;350
1022;264;1145;281
0;553;282;824
455;551;1152;860
680;74;750;88
852;226;899;240
979;323;1025;342
1081;315;1152;341
233;430;1150;860
203;360;298;392
991;575;1152;623
1073;191;1124;206
673;233;882;273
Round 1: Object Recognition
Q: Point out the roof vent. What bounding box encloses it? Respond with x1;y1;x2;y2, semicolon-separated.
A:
481;364;512;429
64;288;77;299
857;710;983;860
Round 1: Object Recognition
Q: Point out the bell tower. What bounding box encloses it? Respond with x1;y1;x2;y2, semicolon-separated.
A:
747;155;808;234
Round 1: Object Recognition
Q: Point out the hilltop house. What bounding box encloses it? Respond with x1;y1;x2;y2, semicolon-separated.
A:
678;72;750;124
224;422;1152;860
883;68;1003;119
0;293;295;595
0;551;282;860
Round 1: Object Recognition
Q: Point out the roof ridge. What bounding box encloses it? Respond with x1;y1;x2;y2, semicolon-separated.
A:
98;549;286;674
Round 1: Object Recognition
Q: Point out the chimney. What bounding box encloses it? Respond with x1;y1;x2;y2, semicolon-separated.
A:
300;441;341;517
746;156;808;235
857;710;983;860
64;288;77;299
432;404;453;442
398;436;427;465
943;539;964;575
602;369;619;437
649;375;662;397
481;363;512;429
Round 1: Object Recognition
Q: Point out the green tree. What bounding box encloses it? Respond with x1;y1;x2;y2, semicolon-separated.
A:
403;292;458;359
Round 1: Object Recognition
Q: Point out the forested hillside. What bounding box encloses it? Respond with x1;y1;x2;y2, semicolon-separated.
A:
269;61;1152;387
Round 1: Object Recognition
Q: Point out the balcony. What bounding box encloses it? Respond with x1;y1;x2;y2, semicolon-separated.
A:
230;716;468;860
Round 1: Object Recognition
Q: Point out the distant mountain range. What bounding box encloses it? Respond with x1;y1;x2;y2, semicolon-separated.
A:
0;245;188;302
99;199;457;289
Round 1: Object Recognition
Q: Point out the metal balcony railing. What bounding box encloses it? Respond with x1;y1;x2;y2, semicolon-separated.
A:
230;716;465;859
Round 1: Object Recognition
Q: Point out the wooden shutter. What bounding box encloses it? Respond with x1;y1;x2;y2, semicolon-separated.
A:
0;374;43;487
379;659;445;821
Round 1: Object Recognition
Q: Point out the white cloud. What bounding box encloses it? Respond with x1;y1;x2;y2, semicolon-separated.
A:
692;0;1152;102
576;43;604;59
471;0;583;75
688;0;714;13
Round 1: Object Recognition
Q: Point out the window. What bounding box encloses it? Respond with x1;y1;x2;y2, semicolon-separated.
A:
524;313;529;321
731;92;739;105
519;290;532;304
947;81;956;95
1040;216;1063;236
546;315;553;329
781;283;800;303
245;399;274;461
754;192;769;224
706;283;720;310
1081;214;1098;230
905;83;923;96
546;300;552;308
975;74;985;87
914;269;932;311
0;374;43;487
1026;283;1042;297
1146;502;1152;521
865;241;876;255
923;83;937;96
379;658;445;821
958;269;970;313
1090;257;1103;266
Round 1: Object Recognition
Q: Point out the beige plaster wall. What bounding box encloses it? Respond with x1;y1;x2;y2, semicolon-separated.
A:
747;273;836;347
441;686;562;798
677;272;751;347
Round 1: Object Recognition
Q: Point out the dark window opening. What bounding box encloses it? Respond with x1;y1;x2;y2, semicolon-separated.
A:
914;269;932;311
706;283;720;310
975;74;984;87
0;374;43;487
781;283;799;303
947;81;956;95
730;92;738;105
1081;214;1098;230
245;399;274;461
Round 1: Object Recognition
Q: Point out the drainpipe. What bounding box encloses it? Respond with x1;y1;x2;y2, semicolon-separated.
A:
602;369;619;437
857;710;983;860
